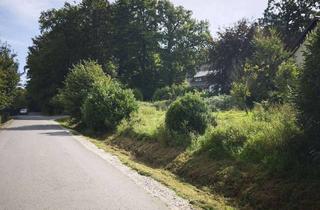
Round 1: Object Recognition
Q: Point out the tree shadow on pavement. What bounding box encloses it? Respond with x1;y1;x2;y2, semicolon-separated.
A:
2;124;63;131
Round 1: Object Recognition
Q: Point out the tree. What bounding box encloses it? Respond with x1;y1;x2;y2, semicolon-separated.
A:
209;20;256;94
0;41;19;111
112;0;211;99
27;0;113;112
262;0;320;46
27;0;212;108
112;0;160;99
157;0;211;86
60;60;106;120
296;25;320;142
231;29;297;105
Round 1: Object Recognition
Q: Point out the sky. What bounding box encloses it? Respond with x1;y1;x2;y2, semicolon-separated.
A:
0;0;268;84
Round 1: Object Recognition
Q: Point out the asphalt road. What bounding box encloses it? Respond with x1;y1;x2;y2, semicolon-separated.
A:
0;114;170;210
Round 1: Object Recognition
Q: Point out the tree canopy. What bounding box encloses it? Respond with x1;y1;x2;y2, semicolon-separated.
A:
0;41;19;111
209;20;256;94
26;0;211;111
231;29;298;106
262;0;320;46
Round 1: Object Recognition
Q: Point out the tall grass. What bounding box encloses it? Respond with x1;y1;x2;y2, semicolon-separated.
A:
118;102;302;172
117;103;165;141
195;104;301;171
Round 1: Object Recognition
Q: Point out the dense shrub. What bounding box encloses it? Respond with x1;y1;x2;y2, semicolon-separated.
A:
296;25;320;143
81;78;138;131
152;82;192;101
60;60;106;120
165;93;210;135
204;95;243;112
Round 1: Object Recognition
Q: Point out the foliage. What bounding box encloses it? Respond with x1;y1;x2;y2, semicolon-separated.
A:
204;95;243;112
262;0;320;46
152;82;192;101
11;87;27;111
165;93;210;135
81;78;138;131
151;100;172;111
132;88;144;101
231;29;298;105
296;25;320;144
118;103;165;141
274;60;299;102
209;19;256;94
27;0;113;112
60;60;106;119
198;105;300;168
117;102;192;146
0;41;19;111
113;0;211;99
27;0;211;108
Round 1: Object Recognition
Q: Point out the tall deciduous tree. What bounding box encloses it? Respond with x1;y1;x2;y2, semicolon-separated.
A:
27;0;113;112
112;0;210;99
0;41;19;111
112;0;160;99
209;20;256;94
262;0;320;46
27;0;211;109
157;0;211;86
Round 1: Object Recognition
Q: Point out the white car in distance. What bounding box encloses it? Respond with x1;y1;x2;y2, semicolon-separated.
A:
19;108;28;115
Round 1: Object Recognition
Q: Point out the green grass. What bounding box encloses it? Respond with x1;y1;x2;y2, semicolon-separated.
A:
90;138;235;210
117;103;165;141
58;102;320;210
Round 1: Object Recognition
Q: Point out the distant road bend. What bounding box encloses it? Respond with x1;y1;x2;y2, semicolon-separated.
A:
0;114;173;210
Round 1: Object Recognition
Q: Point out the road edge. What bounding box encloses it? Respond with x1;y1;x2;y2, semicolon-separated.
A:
52;120;194;210
0;119;14;130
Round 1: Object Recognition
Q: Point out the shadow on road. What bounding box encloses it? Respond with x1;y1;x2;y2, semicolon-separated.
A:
3;124;63;131
13;114;68;121
40;131;71;136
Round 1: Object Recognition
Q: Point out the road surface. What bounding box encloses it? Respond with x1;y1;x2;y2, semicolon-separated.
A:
0;114;171;210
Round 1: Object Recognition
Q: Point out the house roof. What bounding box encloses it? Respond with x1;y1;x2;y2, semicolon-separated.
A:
290;17;319;54
194;70;213;78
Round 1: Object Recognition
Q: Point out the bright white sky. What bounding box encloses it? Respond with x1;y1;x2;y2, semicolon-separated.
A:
0;0;268;83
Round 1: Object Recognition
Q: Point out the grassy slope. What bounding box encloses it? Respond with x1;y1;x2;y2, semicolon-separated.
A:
59;103;320;210
59;118;234;210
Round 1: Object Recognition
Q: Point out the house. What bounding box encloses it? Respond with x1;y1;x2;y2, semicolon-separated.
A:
188;64;214;91
290;17;319;67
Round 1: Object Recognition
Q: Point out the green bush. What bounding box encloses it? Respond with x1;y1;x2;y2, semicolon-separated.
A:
81;78;138;131
165;93;210;135
60;60;106;120
152;82;192;101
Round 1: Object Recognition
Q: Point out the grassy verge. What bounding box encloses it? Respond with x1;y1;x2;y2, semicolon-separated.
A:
58;102;320;210
58;118;235;210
